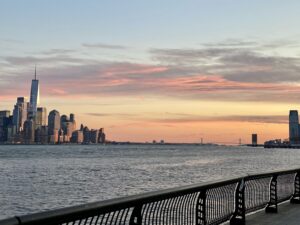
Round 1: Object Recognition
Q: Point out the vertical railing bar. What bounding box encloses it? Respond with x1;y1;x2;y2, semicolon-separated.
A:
107;211;116;225
172;196;180;225
192;193;197;225
182;194;188;225
142;203;151;225
208;189;213;223
88;215;95;225
170;196;179;225
158;199;167;225
253;179;259;209
104;212;112;225
141;206;145;225
181;194;189;225
176;195;185;225
163;198;172;225
184;194;192;225
154;200;163;225
99;213;106;225
83;216;89;225
167;197;176;225
206;189;210;224
113;209;121;225
187;193;195;225
147;202;156;225
191;193;198;225
223;186;227;219
218;187;222;219
120;208;130;225
216;188;219;221
77;219;83;225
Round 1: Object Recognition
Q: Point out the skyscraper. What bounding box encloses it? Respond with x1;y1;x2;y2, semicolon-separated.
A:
29;67;40;119
0;111;11;142
48;110;60;134
90;129;99;143
23;119;35;144
13;97;27;133
70;113;76;131
98;128;106;143
289;110;299;144
60;114;77;142
36;107;47;129
48;110;60;143
252;134;258;146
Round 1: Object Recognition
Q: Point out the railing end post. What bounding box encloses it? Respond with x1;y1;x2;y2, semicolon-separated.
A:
291;172;300;204
230;179;245;225
196;189;207;225
265;174;278;214
129;204;142;225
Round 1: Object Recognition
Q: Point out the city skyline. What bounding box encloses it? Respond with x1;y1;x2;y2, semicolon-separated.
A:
0;73;106;144
2;1;300;143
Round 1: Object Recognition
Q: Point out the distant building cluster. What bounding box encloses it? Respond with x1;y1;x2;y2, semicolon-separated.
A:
0;69;106;144
263;110;299;147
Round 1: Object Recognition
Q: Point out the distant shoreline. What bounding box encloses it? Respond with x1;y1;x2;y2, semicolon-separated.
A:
0;142;220;146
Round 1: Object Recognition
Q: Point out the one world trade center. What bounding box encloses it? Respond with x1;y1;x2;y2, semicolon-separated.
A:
29;66;40;119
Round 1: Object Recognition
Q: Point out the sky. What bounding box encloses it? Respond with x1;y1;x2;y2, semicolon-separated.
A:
1;0;300;144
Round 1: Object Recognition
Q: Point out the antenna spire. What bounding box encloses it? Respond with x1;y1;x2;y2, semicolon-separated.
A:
34;65;37;80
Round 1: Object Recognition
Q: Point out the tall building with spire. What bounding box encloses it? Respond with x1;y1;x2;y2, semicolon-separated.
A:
28;66;40;119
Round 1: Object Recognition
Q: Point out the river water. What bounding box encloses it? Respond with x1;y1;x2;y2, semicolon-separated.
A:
0;144;300;219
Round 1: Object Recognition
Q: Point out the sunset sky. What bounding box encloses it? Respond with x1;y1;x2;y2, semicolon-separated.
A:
1;1;300;144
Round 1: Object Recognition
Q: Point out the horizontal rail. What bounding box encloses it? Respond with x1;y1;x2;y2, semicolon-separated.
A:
1;168;300;225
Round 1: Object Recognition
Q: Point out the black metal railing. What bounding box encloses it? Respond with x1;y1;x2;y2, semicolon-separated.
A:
1;168;300;225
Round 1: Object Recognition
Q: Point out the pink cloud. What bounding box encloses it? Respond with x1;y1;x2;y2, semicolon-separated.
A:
1;61;300;103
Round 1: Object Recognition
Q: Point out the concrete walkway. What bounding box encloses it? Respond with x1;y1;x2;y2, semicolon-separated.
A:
246;202;300;225
223;202;300;225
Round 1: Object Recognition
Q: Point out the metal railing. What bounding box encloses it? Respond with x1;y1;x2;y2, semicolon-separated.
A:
1;168;300;225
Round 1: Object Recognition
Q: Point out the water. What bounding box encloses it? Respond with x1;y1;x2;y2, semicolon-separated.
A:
0;144;300;219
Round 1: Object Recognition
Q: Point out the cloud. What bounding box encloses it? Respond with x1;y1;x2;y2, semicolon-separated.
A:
86;113;137;117
82;43;127;50
41;49;76;55
2;39;300;103
3;55;93;66
202;39;257;48
0;38;23;44
2;58;300;103
146;114;288;125
150;42;300;84
85;111;288;125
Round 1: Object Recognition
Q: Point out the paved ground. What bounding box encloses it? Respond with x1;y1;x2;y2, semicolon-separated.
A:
223;202;300;225
246;202;300;225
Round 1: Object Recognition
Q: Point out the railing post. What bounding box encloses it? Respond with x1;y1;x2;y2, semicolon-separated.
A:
265;175;278;213
196;190;206;225
129;204;142;225
291;172;300;204
230;179;245;225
